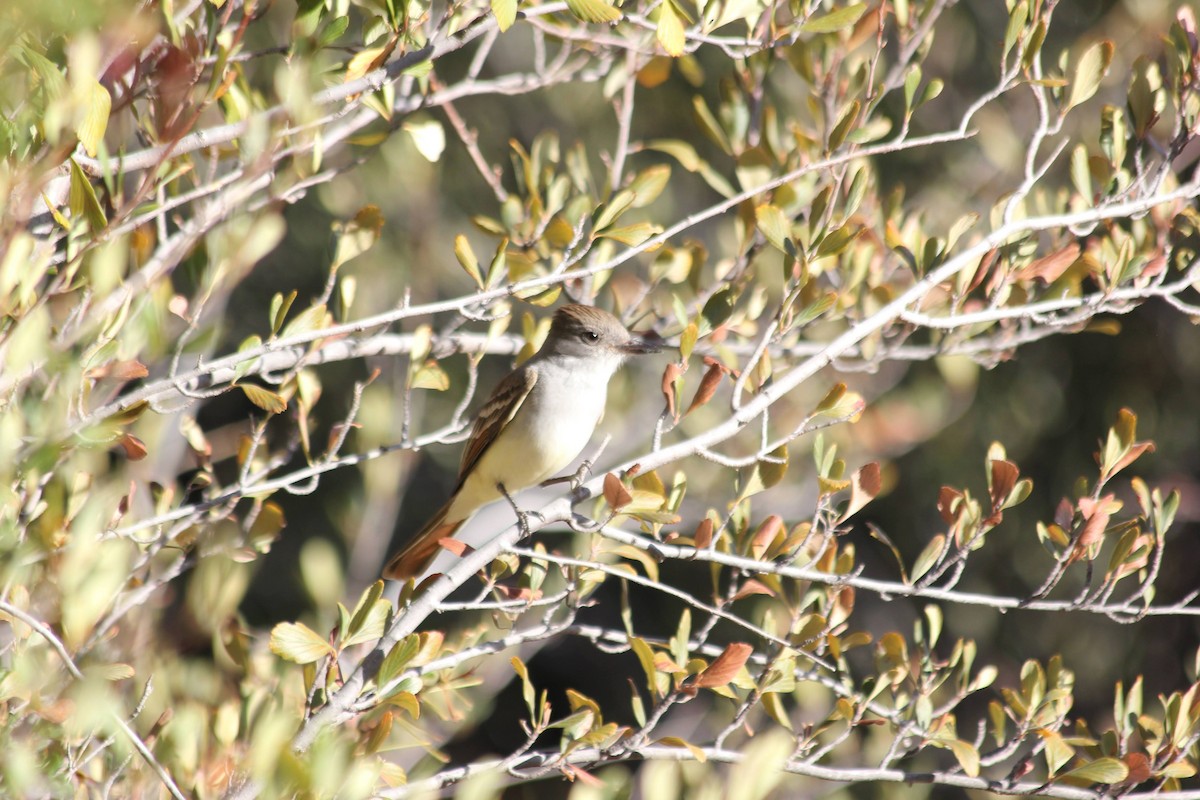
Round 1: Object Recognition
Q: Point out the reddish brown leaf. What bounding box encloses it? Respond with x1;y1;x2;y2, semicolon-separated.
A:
438;537;473;557
684;362;724;416
749;515;783;559
695;642;753;688
1123;753;1152;785
661;362;683;420
88;359;150;381
603;473;632;511
731;579;776;602
984;459;1019;525
837;462;882;524
937;486;963;524
965;248;999;295
495;585;543;601
1017;243;1081;285
119;433;148;460
693;518;714;549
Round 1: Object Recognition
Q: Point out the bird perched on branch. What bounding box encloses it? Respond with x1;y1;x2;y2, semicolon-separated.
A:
383;304;660;581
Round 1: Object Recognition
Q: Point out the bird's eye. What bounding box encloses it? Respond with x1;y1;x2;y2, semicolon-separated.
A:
581;330;600;343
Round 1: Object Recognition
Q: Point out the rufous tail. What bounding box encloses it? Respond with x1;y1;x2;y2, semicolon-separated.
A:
382;499;466;581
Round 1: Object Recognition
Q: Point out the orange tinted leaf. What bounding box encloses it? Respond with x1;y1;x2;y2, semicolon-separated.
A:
685;362;724;416
731;579;776;601
604;473;633;511
693;518;714;549
661;362;682;419
241;384;287;414
119;434;148;460
1017;243;1081;285
439;537;472;557
695;642;752;688
749;515;783;559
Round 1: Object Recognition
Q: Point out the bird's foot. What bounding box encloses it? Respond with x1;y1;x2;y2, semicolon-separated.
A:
539;459;593;492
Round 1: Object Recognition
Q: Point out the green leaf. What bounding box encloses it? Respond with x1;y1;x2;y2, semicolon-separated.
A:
700;286;737;331
377;634;421;689
281;303;329;339
241;384;287;414
318;15;350;47
755;204;790;252
566;0;621;23
270;291;298;335
454;234;484;288
492;0;517;30
1061;757;1129;784
800;3;866;34
1067;40;1114;111
269;621;334;664
594;189;637;231
68;158;107;231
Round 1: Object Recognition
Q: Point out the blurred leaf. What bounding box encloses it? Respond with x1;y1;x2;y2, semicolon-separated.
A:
76;81;111;157
241;384;287;414
1061;757;1129;784
657;0;686;57
801;3;866;33
492;0;517;31
69;158;106;230
566;0;621;24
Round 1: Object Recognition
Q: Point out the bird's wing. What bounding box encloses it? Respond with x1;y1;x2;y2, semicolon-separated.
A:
455;365;539;489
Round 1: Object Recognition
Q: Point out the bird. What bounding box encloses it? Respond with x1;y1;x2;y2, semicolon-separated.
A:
382;304;661;581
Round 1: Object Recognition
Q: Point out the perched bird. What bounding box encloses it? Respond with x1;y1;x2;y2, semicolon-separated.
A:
382;304;660;580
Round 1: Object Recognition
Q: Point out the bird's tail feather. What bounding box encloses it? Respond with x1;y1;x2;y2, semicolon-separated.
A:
382;499;466;581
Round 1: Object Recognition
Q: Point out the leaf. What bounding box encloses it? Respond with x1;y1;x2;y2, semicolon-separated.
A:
331;205;384;270
76;81;112;157
411;360;450;391
118;434;148;461
377;634;421;688
566;0;621;24
695;642;752;687
1017;243;1081;285
657;736;707;762
492;0;517;31
1061;757;1129;784
599;221;663;246
693;517;714;549
684;361;724;416
69;158;107;230
281;303;329;339
837;462;881;523
657;0;685;56
749;515;783;560
241;384;287;414
755;204;790;252
270;621;334;664
627;165;671;207
603;473;633;511
800;3;866;34
948;740;980;777
1068;40;1114;111
402;117;445;162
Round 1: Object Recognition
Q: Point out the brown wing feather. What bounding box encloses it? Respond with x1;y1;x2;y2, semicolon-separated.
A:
454;365;538;490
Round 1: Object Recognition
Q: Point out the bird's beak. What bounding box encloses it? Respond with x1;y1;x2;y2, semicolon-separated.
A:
620;331;664;355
